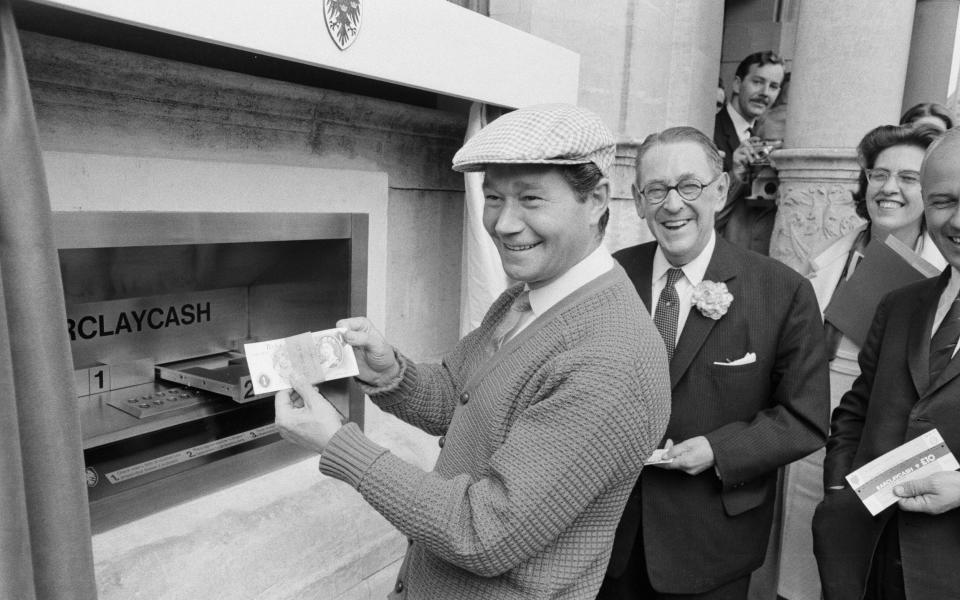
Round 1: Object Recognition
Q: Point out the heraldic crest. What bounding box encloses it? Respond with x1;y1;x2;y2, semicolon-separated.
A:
324;0;362;50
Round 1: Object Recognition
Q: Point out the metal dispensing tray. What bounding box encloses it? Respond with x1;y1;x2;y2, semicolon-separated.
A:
155;352;271;404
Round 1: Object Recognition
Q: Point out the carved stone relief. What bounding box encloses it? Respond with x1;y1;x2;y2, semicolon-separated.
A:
772;180;864;271
769;148;863;271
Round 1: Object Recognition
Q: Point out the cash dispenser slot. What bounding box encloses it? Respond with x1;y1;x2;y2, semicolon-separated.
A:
54;211;367;529
155;351;268;404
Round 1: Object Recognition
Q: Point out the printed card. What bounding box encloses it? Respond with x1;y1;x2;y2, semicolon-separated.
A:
845;429;960;516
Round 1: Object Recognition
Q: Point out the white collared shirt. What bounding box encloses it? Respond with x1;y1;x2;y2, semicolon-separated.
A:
932;267;960;358
651;232;717;346
508;245;615;340
726;102;755;142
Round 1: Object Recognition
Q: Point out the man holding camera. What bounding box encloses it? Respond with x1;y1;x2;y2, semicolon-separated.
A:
714;51;785;255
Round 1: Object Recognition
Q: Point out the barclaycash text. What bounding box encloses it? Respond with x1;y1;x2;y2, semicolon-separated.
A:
68;302;211;341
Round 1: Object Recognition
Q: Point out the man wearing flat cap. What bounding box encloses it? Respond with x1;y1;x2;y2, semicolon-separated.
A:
274;103;672;599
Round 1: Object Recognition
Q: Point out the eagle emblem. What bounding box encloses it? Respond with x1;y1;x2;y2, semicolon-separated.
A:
324;0;362;50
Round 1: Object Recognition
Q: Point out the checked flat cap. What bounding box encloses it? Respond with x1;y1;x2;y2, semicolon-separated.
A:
452;103;616;175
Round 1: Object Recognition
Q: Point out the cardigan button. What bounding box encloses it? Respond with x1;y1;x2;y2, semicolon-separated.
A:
438;436;445;448
395;579;404;593
459;392;470;405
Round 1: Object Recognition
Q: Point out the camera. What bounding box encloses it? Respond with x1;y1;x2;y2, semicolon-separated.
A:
749;165;779;201
747;141;780;202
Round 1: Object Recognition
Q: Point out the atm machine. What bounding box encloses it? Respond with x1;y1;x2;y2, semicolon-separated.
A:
54;211;366;527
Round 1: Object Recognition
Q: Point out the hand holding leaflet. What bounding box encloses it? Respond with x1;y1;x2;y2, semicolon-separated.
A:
845;429;960;516
894;471;960;515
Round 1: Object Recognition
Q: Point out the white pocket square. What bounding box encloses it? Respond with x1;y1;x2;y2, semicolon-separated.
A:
713;352;756;366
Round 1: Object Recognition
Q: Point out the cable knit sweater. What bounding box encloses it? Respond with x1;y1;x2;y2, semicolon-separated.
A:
319;265;671;599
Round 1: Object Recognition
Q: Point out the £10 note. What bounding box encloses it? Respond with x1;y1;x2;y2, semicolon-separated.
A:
244;328;359;395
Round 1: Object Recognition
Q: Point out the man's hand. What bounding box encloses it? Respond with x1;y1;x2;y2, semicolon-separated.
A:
730;137;775;182
275;380;343;454
894;471;960;515
656;436;716;475
337;317;400;387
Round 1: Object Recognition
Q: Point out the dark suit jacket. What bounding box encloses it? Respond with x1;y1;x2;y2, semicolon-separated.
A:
813;271;960;600
713;106;777;255
714;106;741;174
608;238;829;594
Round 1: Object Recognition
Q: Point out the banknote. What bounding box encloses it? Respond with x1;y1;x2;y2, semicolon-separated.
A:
244;328;359;395
644;448;674;465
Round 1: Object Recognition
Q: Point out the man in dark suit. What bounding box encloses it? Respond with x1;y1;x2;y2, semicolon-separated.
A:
598;126;829;600
714;51;785;255
813;126;960;600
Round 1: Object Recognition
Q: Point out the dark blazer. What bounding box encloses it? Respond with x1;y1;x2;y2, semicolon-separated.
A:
714;106;740;174
813;271;960;600
608;237;830;594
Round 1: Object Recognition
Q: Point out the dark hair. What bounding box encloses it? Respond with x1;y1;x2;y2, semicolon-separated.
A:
635;126;723;182
558;162;609;235
899;102;955;131
852;123;941;219
734;51;784;80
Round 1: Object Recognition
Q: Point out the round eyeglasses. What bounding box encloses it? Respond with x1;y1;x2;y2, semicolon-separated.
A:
640;173;722;204
865;168;921;187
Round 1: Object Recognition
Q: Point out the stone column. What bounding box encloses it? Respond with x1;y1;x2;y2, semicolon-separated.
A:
902;0;960;113
770;0;916;270
488;0;724;251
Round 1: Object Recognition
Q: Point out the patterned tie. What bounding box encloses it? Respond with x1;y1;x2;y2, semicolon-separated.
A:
490;290;532;353
654;268;684;360
930;291;960;385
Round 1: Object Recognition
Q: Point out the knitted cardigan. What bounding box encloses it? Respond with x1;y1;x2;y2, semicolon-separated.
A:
319;265;671;599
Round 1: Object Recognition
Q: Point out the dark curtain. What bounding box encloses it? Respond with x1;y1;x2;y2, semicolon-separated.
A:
0;1;97;598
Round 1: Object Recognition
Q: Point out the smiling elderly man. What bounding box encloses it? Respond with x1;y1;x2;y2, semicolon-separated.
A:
274;104;671;600
599;126;829;600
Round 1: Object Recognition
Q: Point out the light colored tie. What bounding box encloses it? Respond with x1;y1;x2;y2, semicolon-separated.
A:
654;268;683;360
490;290;532;352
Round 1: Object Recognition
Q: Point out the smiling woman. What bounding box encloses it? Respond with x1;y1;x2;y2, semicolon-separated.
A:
852;124;945;248
807;120;948;419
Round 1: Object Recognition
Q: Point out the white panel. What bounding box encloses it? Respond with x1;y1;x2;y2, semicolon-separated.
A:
30;0;579;108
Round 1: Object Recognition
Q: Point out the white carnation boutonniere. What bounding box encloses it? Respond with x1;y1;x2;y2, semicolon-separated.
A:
691;280;733;320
